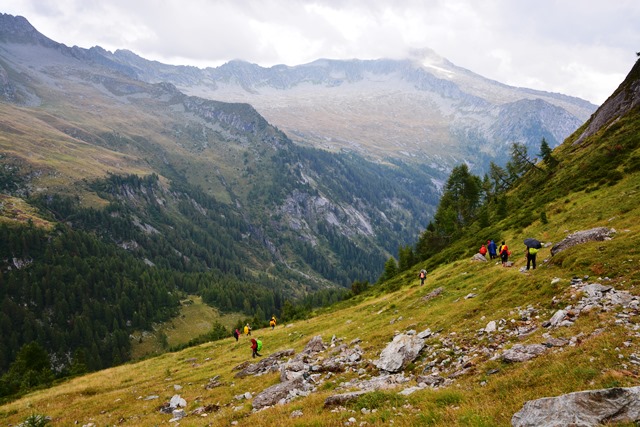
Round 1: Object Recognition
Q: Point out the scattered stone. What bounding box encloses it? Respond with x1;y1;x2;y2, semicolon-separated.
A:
190;404;220;415
464;293;477;299
280;360;307;381
400;386;422;395
551;227;615;256
422;287;444;302
234;349;295;378
343;373;410;392
302;335;326;355
502;344;547;363
290;410;304;418
471;253;487;262
512;386;640;427
204;375;222;389
324;391;368;407
551;278;562;285
169;409;186;422
169;394;187;408
417;328;433;339
144;395;159;400
484;321;497;334
416;374;445;387
547;310;566;327
542;336;569;348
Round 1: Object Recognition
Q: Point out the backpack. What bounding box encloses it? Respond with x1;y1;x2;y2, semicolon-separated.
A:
528;248;539;255
256;339;263;351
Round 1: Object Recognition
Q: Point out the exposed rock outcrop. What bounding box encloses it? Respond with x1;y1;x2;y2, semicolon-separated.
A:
512;386;640;427
252;377;310;410
550;227;615;256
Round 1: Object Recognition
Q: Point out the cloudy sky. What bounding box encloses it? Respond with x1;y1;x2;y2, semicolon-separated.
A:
3;0;639;105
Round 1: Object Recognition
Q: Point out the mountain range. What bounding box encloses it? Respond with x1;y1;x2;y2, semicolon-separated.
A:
101;48;596;170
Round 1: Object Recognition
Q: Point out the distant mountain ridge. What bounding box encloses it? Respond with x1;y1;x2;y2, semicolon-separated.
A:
96;48;597;171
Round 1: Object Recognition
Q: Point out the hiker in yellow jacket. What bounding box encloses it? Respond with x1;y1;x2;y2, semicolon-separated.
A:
269;316;277;330
244;323;251;336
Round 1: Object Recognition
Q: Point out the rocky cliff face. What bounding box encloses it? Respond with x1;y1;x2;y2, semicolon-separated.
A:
574;58;640;145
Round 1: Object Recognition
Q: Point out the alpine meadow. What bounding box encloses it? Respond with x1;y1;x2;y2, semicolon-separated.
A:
1;11;640;427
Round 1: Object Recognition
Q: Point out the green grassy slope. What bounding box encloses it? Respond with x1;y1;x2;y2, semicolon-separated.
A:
1;64;638;427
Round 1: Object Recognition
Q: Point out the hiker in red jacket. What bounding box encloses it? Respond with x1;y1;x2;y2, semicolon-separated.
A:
250;338;262;358
479;244;487;257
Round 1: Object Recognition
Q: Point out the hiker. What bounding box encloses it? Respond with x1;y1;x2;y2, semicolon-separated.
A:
269;316;276;330
526;246;538;270
244;323;251;336
487;240;497;260
418;269;427;286
233;328;240;342
250;338;262;358
499;241;510;266
479;244;487;257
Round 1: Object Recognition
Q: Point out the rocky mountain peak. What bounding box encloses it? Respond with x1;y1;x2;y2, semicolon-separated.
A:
0;13;59;47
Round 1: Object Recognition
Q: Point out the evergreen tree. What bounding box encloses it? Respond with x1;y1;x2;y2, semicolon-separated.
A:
397;245;415;271
539;137;559;169
379;257;398;283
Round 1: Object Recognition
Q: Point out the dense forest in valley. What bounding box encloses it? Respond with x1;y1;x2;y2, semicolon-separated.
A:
0;145;439;399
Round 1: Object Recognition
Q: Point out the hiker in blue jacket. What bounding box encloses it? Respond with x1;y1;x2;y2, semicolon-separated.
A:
487;240;497;260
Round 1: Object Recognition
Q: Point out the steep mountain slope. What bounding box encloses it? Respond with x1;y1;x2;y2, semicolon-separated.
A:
1;58;638;427
102;48;596;170
0;13;444;373
0;13;439;282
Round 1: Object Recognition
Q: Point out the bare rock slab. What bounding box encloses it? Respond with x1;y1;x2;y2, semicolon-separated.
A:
374;331;425;373
512;386;640;427
252;377;305;410
551;227;615;256
502;344;546;363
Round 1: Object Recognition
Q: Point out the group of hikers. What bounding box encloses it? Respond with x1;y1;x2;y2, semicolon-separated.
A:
232;316;277;358
478;239;539;270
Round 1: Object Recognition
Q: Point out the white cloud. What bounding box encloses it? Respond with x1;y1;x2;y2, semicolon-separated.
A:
2;0;639;104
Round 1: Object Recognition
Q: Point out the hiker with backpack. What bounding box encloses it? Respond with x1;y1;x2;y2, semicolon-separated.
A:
499;241;510;267
233;328;240;342
244;323;251;336
526;246;539;270
418;269;427;286
269;316;276;330
250;338;262;358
